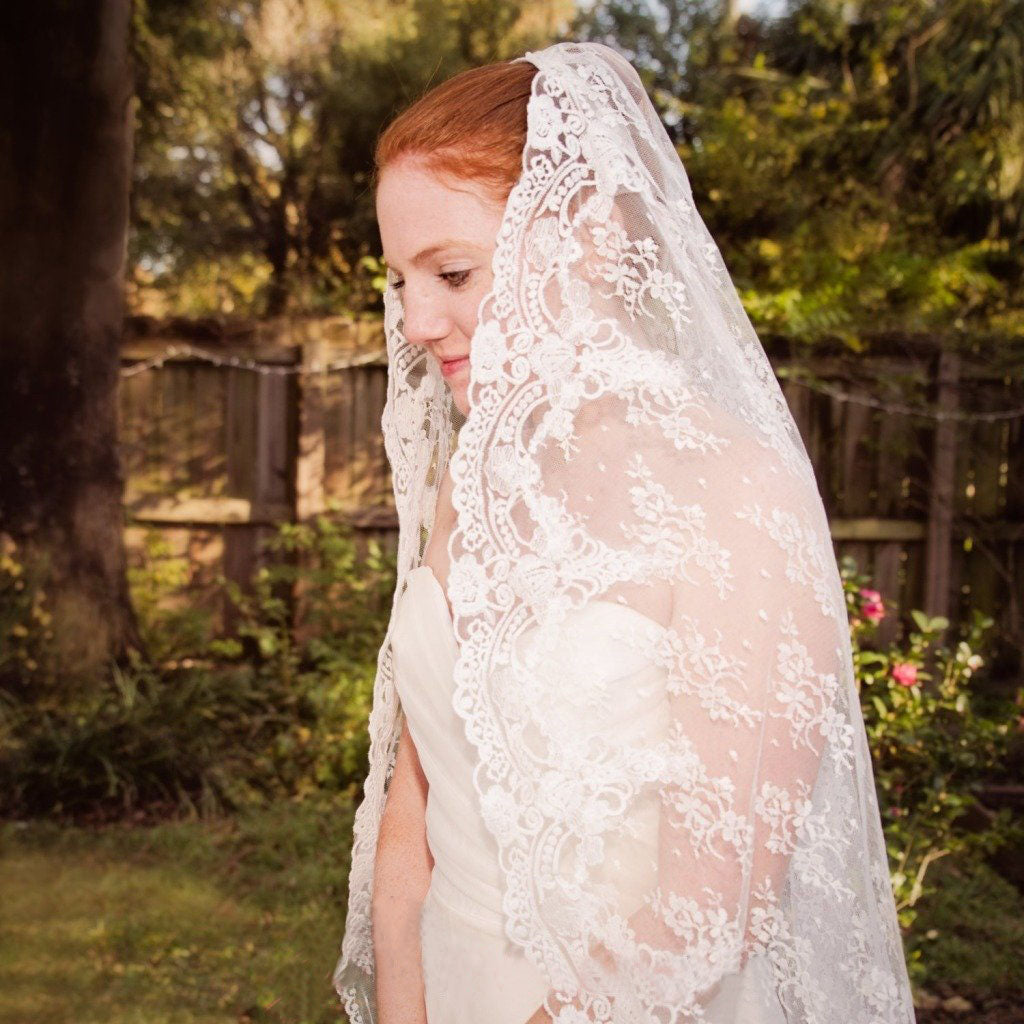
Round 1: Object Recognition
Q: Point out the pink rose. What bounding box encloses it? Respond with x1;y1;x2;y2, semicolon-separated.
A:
858;588;886;624
891;662;918;688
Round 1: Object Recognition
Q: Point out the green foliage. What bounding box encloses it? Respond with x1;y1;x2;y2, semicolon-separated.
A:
127;529;215;665
0;516;395;822
4;513;1022;994
209;515;396;797
0;658;261;820
841;556;1023;978
576;0;1024;346
0;534;54;692
129;0;1024;346
129;0;572;317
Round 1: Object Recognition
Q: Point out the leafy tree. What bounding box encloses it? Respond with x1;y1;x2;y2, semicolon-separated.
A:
130;0;572;316
576;0;1024;350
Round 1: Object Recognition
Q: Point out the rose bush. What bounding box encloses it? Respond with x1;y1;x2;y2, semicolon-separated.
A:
841;556;1022;977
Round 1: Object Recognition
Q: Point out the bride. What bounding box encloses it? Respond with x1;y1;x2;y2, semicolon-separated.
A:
333;41;915;1024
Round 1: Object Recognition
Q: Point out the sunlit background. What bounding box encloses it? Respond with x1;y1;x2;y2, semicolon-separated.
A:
1;3;1022;1022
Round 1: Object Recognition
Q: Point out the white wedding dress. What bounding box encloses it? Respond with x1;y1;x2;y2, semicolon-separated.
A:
389;563;789;1024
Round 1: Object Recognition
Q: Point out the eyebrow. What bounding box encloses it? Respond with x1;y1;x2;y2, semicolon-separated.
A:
385;239;481;272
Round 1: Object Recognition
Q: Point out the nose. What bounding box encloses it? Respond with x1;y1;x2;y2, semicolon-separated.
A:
402;285;452;349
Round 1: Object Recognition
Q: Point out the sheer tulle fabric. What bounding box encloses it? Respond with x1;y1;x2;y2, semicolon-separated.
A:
333;41;914;1023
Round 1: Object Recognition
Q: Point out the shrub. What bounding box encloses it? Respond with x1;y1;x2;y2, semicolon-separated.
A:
841;556;1023;979
1;659;261;820
208;515;394;798
0;516;394;821
0;534;54;694
127;529;215;665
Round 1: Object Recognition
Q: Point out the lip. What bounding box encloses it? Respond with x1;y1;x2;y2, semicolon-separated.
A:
440;355;469;379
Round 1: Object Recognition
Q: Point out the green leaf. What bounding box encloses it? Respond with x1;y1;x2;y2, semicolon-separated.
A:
911;610;931;632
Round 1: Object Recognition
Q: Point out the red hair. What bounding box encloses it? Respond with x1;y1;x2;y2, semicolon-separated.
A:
374;59;538;203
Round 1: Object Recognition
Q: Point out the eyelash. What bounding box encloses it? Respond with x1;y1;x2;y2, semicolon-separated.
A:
392;270;471;292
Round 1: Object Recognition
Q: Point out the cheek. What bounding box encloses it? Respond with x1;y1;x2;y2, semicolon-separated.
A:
454;276;493;343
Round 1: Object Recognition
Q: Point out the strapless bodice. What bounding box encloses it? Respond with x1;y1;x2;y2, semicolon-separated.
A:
389;564;507;925
389;566;675;928
387;565;786;1024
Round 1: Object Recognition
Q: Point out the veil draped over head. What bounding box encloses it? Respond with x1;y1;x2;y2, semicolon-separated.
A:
334;41;914;1024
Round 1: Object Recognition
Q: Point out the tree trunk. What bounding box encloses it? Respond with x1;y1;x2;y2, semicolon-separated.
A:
0;0;139;675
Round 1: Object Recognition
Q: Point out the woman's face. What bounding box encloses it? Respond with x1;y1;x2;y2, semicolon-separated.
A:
376;156;506;417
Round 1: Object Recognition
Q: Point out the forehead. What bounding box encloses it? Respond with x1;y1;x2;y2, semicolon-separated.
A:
376;156;504;266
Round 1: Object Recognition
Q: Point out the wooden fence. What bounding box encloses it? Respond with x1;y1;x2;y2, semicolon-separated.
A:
120;318;1024;677
121;316;391;629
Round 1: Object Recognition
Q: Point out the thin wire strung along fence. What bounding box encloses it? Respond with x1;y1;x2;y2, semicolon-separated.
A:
118;318;1024;674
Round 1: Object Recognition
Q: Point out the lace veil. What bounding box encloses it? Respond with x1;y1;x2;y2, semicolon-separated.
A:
333;40;915;1023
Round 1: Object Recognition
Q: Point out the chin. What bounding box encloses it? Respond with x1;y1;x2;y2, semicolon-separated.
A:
445;375;471;417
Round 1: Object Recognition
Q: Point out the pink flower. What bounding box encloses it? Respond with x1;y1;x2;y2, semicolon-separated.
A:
891;662;918;688
858;588;886;624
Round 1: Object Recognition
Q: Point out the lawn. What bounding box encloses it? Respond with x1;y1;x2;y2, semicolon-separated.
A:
0;798;355;1024
1;796;1022;1023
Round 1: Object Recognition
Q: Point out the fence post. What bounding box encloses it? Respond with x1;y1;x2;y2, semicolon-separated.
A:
296;338;328;521
222;364;260;631
923;346;960;625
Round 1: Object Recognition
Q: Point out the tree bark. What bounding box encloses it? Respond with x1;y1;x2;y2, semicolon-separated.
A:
0;0;139;675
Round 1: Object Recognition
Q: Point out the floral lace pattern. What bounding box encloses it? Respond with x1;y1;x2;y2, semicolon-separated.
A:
333;41;914;1023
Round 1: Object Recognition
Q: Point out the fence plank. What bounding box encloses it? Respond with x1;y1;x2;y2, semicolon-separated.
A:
961;376;1010;625
256;371;291;507
873;541;903;647
838;384;878;519
225;367;258;499
296;340;328;519
372;365;390;504
924;348;960;621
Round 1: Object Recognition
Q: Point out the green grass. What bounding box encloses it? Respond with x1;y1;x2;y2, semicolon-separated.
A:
912;856;1024;1002
1;795;1022;1022
0;796;356;1024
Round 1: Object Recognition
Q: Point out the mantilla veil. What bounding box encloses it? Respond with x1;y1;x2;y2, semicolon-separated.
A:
333;40;915;1024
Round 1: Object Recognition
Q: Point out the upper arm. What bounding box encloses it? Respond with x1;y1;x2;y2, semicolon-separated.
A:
639;434;848;996
372;715;433;932
381;716;430;837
